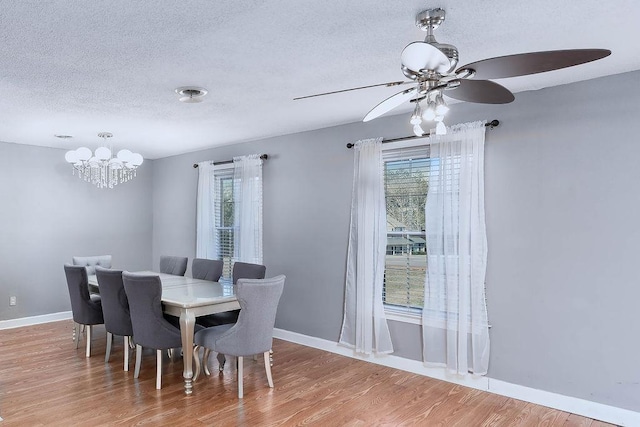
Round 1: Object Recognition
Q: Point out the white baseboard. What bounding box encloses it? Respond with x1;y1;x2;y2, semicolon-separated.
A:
273;328;640;427
273;328;488;390
0;311;72;330
488;379;640;427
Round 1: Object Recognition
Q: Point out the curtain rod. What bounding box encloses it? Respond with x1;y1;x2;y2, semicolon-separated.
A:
346;119;500;148
193;154;268;168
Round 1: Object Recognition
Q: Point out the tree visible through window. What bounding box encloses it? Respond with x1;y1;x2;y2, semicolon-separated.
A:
383;150;429;311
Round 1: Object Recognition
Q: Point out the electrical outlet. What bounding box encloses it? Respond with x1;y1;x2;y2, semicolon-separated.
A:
9;296;16;306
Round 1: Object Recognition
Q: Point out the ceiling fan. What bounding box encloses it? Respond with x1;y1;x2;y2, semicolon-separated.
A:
293;8;611;136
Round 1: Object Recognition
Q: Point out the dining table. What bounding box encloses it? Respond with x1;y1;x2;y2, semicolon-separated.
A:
87;271;239;395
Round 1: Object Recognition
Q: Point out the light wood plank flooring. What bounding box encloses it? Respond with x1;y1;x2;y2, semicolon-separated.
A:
0;321;616;426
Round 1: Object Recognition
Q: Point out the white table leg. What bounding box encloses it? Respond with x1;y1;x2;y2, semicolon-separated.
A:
179;309;195;395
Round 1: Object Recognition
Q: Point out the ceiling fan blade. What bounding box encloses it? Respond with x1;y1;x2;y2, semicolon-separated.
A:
456;49;611;80
293;81;409;100
363;87;418;122
444;79;514;104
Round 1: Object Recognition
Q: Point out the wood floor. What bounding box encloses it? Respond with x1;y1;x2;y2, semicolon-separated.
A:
0;321;616;426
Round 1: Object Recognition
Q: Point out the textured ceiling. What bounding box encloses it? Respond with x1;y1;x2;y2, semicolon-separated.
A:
1;0;639;159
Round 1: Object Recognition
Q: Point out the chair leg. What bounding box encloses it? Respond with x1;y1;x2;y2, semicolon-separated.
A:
105;332;113;363
203;349;211;376
134;345;142;379
263;351;274;388
217;352;226;372
85;325;92;358
73;323;80;349
237;356;243;398
124;336;130;371
192;346;201;382
156;349;162;390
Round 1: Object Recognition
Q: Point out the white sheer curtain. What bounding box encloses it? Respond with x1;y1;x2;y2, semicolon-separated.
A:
196;161;217;259
339;138;394;355
422;121;490;375
233;155;263;264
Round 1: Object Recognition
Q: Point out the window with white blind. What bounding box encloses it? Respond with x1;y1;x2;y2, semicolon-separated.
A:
213;165;235;281
382;145;430;314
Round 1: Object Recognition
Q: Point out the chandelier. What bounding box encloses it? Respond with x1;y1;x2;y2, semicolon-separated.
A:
64;132;144;189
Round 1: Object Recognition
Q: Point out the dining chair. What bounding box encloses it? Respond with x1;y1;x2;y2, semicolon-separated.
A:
193;275;285;398
95;267;133;371
197;261;267;368
70;255;112;344
64;264;104;358
191;258;223;282
159;255;188;276
122;272;187;389
72;255;112;275
198;261;266;328
232;262;267;285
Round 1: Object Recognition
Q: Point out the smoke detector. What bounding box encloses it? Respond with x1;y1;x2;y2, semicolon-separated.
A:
175;86;208;103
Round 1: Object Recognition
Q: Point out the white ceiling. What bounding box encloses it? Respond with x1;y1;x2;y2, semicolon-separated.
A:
1;0;639;159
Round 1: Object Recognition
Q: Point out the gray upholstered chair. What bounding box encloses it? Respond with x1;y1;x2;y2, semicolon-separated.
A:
197;261;267;368
64;264;104;358
72;255;112;275
197;261;266;328
95;267;133;371
193;275;285;398
159;255;188;276
192;258;224;282
122;272;187;389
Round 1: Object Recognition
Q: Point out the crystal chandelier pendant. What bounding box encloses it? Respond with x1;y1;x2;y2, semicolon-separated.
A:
64;132;144;189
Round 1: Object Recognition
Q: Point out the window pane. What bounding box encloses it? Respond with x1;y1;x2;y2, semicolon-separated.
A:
217;228;234;280
383;156;429;311
215;170;235;280
220;177;234;228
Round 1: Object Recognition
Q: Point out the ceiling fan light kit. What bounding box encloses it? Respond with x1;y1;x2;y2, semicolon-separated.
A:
295;7;611;137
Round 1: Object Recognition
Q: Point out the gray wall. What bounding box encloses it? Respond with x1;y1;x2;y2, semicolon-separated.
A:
0;142;153;320
482;70;640;412
151;70;640;412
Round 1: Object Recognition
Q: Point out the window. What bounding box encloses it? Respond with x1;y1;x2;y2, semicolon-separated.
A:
382;145;430;313
213;165;235;280
197;155;263;282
